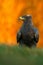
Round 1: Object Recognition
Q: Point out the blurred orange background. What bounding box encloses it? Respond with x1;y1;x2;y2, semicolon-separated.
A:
0;0;43;48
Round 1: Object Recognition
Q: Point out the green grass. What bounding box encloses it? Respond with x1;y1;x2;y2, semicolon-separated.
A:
0;45;43;65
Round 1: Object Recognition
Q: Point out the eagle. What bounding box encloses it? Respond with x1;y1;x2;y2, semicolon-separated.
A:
17;15;39;48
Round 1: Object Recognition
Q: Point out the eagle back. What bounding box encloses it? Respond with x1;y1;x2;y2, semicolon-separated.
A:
20;21;35;41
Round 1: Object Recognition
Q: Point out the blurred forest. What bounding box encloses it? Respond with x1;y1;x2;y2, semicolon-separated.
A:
0;0;43;47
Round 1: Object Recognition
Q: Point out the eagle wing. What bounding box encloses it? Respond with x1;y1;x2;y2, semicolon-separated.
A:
33;28;39;43
17;30;22;43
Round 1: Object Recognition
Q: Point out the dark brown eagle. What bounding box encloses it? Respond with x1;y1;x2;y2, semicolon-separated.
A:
17;15;39;48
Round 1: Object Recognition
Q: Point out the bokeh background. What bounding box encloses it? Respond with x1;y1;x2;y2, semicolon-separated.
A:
0;0;43;48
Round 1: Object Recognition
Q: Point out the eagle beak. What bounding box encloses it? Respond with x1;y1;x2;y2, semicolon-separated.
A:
18;17;25;21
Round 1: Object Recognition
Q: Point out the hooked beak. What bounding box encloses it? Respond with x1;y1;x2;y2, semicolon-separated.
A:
18;16;25;21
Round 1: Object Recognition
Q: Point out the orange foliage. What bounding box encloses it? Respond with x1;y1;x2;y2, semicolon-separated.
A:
0;0;43;47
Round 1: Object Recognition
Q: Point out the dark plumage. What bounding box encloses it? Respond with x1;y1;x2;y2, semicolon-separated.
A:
17;15;39;47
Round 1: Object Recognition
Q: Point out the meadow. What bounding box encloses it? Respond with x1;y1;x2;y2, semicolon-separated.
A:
0;45;43;65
